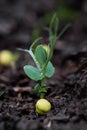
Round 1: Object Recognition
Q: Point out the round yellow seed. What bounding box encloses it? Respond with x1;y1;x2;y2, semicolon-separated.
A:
36;99;51;115
0;50;13;66
42;44;50;55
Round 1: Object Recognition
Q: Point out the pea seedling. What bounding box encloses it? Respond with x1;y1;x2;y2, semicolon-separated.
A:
19;14;70;114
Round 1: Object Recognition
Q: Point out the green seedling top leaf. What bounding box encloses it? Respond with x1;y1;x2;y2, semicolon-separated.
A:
35;45;47;67
49;13;59;37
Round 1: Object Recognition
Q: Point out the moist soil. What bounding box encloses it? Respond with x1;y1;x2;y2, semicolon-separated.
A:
0;44;87;130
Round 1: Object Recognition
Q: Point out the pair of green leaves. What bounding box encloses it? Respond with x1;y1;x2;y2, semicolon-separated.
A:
23;45;55;81
24;61;55;81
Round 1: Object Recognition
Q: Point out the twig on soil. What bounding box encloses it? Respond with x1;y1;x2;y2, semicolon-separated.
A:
13;86;32;93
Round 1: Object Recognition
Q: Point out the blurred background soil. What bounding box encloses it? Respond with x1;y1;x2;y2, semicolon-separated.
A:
0;0;87;50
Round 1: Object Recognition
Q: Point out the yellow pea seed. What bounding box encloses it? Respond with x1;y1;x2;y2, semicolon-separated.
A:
36;99;51;115
0;50;13;66
42;44;50;55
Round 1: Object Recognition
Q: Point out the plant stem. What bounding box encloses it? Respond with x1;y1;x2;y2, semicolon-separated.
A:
40;93;45;99
40;78;47;99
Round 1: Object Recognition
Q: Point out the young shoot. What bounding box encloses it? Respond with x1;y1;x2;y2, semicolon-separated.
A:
19;14;69;114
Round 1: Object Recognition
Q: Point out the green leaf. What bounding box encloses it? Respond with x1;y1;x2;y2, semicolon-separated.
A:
45;61;55;78
34;84;41;93
35;45;47;66
30;37;42;53
23;65;42;81
58;24;71;39
49;13;59;38
34;84;48;94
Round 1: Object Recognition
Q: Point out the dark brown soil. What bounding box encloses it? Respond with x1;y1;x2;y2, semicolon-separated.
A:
0;46;87;130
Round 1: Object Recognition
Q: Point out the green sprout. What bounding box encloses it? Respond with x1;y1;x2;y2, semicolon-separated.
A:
19;14;70;114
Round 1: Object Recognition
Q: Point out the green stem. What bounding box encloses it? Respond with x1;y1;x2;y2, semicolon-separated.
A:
40;93;45;99
40;78;47;99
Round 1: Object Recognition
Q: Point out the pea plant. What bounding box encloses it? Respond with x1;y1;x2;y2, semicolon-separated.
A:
19;14;69;114
20;14;69;114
